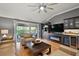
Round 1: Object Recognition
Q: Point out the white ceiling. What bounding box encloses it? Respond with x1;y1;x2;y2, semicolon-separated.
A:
0;3;79;23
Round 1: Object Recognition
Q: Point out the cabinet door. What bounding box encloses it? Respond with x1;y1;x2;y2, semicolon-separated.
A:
77;36;79;49
69;19;75;28
75;17;79;28
64;19;69;29
71;37;77;49
63;36;70;46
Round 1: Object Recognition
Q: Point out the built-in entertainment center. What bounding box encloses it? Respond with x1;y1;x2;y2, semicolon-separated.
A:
51;16;79;50
42;16;79;50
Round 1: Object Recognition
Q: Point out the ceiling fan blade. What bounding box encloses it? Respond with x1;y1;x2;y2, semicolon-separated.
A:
47;7;54;10
27;5;38;7
41;3;45;6
44;9;47;13
32;9;40;13
32;8;39;11
47;3;57;6
38;10;41;13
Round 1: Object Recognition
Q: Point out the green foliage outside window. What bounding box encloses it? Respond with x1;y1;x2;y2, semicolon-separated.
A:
16;26;37;36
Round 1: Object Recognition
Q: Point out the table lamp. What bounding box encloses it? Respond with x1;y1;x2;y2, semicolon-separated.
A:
1;29;8;38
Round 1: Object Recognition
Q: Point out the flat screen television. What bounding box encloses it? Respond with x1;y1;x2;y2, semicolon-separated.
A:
52;23;64;32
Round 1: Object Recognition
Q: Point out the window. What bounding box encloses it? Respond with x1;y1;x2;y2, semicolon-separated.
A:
16;24;37;37
31;27;36;33
24;27;30;33
16;26;25;35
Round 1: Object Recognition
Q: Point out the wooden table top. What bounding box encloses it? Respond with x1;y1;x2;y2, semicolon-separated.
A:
25;41;51;55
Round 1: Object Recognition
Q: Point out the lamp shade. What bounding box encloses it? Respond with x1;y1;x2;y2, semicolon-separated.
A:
43;25;48;28
1;29;8;34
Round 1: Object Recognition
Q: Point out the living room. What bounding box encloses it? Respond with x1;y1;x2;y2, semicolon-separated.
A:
0;3;79;56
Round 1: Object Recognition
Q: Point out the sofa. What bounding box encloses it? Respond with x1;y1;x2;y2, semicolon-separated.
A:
21;34;34;46
0;35;13;44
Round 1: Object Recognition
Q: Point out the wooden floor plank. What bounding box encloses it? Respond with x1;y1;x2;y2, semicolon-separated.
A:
0;39;76;56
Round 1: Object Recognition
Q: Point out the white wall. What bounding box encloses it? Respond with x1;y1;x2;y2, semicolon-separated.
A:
0;17;14;36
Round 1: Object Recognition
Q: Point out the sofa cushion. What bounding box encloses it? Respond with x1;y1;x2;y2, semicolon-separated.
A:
21;34;32;38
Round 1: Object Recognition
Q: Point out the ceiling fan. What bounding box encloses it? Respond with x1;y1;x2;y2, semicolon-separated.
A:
28;3;57;13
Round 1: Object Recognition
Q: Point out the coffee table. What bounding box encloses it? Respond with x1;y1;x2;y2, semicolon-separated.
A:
24;41;51;56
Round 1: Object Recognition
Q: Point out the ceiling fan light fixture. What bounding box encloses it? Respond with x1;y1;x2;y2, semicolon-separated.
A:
28;3;56;13
40;6;44;11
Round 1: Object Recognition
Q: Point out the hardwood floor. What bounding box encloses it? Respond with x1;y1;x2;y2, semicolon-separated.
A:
0;42;15;56
15;39;61;56
0;39;75;56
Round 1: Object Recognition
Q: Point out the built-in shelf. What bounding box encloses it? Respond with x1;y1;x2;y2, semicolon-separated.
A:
64;16;79;29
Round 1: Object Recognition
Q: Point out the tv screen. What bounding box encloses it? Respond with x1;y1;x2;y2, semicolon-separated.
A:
52;23;64;32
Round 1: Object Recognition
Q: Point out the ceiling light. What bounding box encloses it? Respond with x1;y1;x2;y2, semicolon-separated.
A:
40;6;44;11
